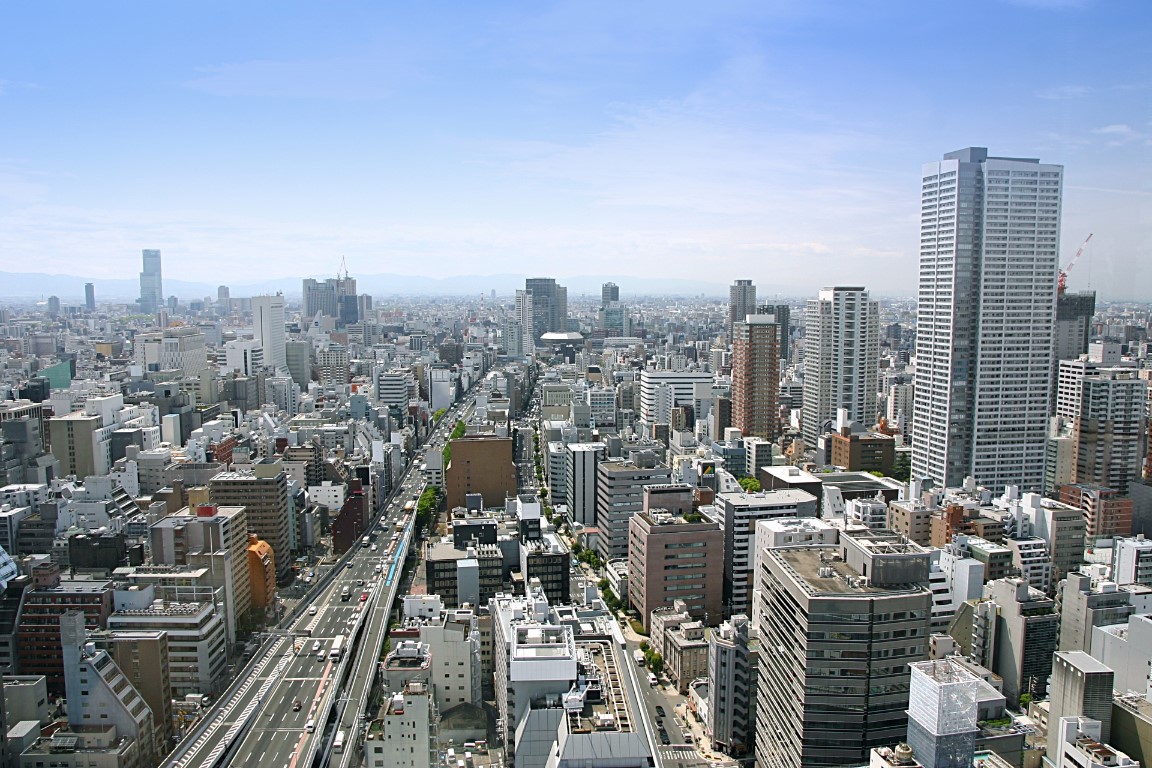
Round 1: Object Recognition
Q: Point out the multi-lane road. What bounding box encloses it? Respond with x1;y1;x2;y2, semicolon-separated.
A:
167;395;475;768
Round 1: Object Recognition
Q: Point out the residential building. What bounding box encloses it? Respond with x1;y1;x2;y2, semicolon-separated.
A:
715;488;818;617
731;314;780;440
912;147;1062;491
707;614;758;758
594;453;670;563
802;286;880;446
727;279;756;342
209;459;292;581
60;611;157;768
1060;484;1133;540
1058;572;1134;654
565;442;606;528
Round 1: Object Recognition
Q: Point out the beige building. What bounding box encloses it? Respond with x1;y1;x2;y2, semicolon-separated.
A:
628;507;723;630
664;621;708;694
210;458;292;581
444;434;516;510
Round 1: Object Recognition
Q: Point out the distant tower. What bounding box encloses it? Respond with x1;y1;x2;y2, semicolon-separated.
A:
912;148;1061;490
601;282;620;306
802;286;880;445
728;279;756;342
732;315;780;439
139;249;163;314
217;285;230;303
46;296;61;318
84;283;95;312
524;277;568;342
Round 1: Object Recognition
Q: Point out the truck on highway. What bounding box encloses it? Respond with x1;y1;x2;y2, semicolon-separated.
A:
362;536;371;548
333;730;346;753
404;500;416;514
341;585;351;601
329;634;346;661
633;649;646;666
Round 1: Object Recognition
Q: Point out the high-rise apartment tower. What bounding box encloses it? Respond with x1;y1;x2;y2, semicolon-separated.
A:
911;148;1062;490
801;286;879;445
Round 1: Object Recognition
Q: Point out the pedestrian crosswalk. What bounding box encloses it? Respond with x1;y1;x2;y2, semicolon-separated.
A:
660;747;701;761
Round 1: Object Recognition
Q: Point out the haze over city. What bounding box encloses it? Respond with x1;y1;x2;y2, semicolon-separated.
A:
2;0;1151;298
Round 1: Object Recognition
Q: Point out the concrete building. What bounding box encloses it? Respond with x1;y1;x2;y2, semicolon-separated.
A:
107;591;227;698
594;454;670;563
715;488;818;617
912;148;1062;491
1048;651;1115;761
445;434;517;511
522;277;568;344
905;659;979;768
89;629;174;760
638;369;714;428
565;442;606;529
209;459;292;581
369;641;436;768
802;286;880;446
1114;535;1152;587
1058;572;1135;654
977;579;1059;704
1060;484;1133;541
664;620;708;695
1064;366;1147;496
61;611;157;768
149;503;252;642
707;614;758;757
16;566;113;696
731;314;780;440
627;506;723;629
251;293;286;371
754;536;932;768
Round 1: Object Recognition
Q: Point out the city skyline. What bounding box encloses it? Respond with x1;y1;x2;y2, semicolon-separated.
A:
2;2;1151;299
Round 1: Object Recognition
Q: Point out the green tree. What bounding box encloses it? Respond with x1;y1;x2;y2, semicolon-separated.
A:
737;476;761;493
648;652;664;675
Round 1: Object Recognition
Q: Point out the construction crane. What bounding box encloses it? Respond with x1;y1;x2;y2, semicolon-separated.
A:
1058;233;1093;294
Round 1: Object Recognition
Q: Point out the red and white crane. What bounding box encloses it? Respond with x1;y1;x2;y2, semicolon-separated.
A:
1058;233;1093;294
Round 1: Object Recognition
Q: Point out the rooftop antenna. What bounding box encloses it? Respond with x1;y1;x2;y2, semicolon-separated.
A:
339;255;349;280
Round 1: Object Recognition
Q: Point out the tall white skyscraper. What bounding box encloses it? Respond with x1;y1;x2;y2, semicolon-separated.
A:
801;286;879;445
912;147;1062;490
139;249;163;313
251;294;286;371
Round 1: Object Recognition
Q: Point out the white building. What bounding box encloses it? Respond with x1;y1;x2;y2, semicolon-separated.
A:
108;595;228;698
912;147;1062;491
251;294;286;371
639;369;713;427
801;286;880;445
223;339;265;376
564;442;605;527
716;489;818;617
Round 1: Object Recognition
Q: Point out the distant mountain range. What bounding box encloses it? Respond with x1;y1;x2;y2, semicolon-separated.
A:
0;270;778;301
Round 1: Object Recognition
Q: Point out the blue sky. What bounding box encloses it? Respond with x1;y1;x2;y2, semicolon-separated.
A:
1;0;1150;298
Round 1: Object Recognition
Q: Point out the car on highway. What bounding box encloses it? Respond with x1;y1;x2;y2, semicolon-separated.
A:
308;606;317;615
660;732;671;746
655;706;666;718
293;699;302;711
374;564;382;573
360;592;369;602
311;641;321;653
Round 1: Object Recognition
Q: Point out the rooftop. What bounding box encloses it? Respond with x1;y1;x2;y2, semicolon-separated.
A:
773;546;926;596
